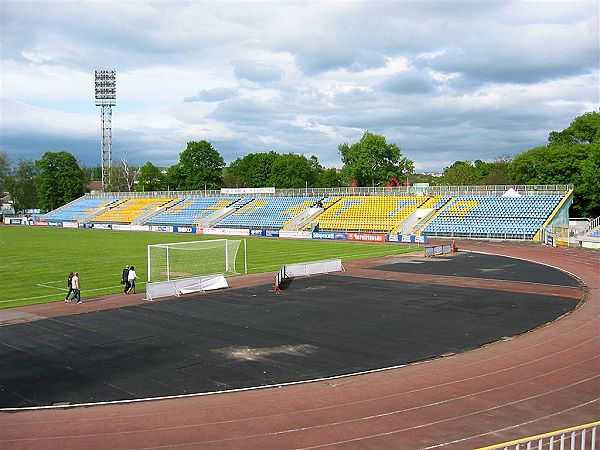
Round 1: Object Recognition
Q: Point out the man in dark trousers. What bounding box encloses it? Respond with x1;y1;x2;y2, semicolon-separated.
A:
122;265;130;293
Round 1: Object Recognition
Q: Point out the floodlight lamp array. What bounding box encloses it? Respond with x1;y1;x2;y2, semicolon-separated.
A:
95;70;116;106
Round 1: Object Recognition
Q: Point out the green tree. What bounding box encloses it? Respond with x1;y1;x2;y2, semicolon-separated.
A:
318;167;343;187
0;151;10;194
441;157;514;186
221;167;244;188
227;151;280;187
483;155;514;185
84;165;102;182
440;161;482;185
136;162;166;192
339;131;413;187
549;111;600;145
109;158;139;192
168;141;225;190
578;142;600;217
35;151;86;212
510;144;587;186
267;153;319;188
510;111;600;217
5;159;38;212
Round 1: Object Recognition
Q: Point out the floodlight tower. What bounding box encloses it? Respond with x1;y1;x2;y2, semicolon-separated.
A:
94;70;116;191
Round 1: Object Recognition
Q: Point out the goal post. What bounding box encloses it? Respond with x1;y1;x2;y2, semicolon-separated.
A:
147;239;247;283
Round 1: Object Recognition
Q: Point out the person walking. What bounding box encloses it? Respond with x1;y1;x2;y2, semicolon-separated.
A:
64;272;74;302
126;266;137;294
71;272;81;303
121;265;130;293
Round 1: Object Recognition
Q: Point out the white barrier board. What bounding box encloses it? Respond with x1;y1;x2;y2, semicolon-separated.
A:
146;274;228;301
284;259;344;278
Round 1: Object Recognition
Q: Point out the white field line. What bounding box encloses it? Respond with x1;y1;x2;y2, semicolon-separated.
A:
36;283;68;292
2;283;147;305
36;273;124;284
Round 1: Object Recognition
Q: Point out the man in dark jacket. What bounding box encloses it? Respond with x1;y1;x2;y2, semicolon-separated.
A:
122;265;130;293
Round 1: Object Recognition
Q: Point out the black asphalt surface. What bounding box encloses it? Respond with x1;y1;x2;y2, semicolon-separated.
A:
372;251;583;287
0;254;581;408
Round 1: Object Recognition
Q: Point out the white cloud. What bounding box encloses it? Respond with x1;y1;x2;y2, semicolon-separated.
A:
0;0;598;172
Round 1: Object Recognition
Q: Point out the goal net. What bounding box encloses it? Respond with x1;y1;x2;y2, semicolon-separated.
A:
147;239;246;283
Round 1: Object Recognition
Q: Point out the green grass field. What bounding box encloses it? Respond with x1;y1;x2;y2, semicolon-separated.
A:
0;225;419;309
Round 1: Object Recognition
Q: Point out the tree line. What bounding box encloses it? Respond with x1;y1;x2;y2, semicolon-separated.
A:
1;111;598;217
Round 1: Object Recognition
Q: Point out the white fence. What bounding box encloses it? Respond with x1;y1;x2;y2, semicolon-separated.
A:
476;421;599;450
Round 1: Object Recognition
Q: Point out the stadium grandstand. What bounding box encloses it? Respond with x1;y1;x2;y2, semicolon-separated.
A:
314;195;428;233
145;197;240;226
91;197;176;224
43;197;120;222
217;196;327;230
36;185;573;241
421;195;564;240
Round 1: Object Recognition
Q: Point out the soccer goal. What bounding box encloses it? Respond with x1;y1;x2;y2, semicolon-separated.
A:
147;239;247;283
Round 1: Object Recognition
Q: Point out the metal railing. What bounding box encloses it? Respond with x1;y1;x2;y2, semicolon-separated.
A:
588;216;600;232
423;231;536;241
83;184;572;199
476;421;599;450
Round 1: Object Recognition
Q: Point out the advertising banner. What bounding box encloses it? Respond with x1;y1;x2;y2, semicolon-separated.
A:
265;230;279;238
312;231;348;240
150;225;173;233
387;234;428;244
48;222;62;227
221;187;275;195
33;221;49;226
174;226;195;233
199;227;250;237
279;230;313;239
93;223;112;230
250;229;265;237
62;222;79;228
130;225;150;232
9;218;23;225
112;224;132;231
347;232;386;243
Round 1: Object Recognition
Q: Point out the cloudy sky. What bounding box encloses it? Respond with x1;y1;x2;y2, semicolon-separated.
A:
1;0;598;172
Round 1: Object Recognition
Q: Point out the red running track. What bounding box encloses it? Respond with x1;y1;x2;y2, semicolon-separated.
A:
0;241;598;449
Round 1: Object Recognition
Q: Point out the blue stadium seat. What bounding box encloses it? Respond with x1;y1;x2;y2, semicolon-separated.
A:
145;197;240;226
44;197;120;222
216;196;321;229
422;195;562;239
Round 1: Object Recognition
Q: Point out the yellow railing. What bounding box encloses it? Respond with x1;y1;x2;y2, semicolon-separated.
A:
476;420;599;450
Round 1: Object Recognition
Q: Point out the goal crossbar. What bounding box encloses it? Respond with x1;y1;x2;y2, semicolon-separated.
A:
147;239;247;283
